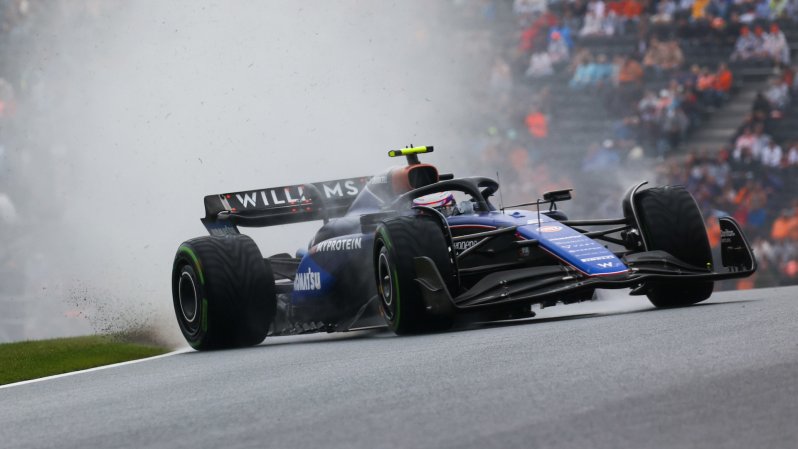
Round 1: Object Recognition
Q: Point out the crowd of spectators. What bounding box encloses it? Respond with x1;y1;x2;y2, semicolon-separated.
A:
457;0;798;288
518;17;739;158
732;23;790;63
515;0;798;159
658;134;798;287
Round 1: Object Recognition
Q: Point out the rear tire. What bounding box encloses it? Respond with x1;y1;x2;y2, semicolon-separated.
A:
172;235;276;350
374;215;455;334
634;185;714;308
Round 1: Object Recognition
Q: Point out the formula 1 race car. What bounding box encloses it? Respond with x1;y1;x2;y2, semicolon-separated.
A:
171;146;756;350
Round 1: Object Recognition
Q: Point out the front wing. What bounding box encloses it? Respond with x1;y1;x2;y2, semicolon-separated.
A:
413;217;756;314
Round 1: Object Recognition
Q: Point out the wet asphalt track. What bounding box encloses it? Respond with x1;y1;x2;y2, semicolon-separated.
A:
2;286;797;449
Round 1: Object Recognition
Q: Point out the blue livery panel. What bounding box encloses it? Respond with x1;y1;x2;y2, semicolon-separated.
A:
291;233;375;306
448;210;628;276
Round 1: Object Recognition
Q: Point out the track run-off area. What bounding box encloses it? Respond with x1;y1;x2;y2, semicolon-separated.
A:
2;286;796;449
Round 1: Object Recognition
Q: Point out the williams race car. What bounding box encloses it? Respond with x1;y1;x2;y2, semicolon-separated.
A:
171;146;756;350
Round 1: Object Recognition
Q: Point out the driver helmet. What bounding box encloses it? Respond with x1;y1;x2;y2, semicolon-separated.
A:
413;191;456;216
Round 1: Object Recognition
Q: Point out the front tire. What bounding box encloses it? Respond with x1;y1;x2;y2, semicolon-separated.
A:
172;235;276;350
634;185;714;308
374;215;455;334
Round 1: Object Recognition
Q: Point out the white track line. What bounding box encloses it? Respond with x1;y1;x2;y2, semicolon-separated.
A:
0;348;190;390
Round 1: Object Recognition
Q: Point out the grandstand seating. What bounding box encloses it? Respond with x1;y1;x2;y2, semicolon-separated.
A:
540;22;798;165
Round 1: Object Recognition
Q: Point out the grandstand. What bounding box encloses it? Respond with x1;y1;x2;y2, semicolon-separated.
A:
457;0;798;288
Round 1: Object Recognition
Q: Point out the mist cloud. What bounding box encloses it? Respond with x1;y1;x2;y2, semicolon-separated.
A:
3;1;474;344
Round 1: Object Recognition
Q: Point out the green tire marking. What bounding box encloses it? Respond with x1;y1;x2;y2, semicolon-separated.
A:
201;298;208;332
179;246;205;285
379;227;393;251
391;264;400;329
378;227;400;328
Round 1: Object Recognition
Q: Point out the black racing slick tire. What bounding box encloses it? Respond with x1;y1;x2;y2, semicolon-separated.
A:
374;215;456;335
171;235;276;350
634;185;714;308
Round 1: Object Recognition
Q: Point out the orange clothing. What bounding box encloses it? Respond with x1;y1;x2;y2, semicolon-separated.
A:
783;69;794;89
622;0;643;17
771;217;791;240
692;0;710;19
526;112;548;138
771;216;798;240
618;60;644;83
734;186;750;205
697;74;716;91
715;69;733;92
608;0;625;15
707;221;721;248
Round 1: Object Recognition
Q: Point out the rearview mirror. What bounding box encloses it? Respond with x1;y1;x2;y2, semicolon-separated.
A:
543;189;573;202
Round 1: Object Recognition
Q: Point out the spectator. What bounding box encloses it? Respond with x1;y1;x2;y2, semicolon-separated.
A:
752;25;770;58
760;138;783;167
608;55;644;113
580;11;604;35
659;91;689;154
696;66;718;105
622;0;644;18
787;142;798;165
643;38;684;75
771;209;798;240
735;127;757;152
714;62;734;99
745;182;769;230
548;21;574;50
750;122;771;157
665;39;686;70
569;54;613;88
731;146;760;170
526;51;554;77
731;26;763;60
525;106;549;139
751;90;772;117
547;31;570;66
679;63;701;88
617;56;644;85
692;0;711;18
652;0;677;22
638;89;660;126
763;23;790;64
594;53;614;83
765;77;790;112
587;0;607;19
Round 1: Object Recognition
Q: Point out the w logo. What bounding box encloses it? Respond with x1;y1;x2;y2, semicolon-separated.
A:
597;262;614;268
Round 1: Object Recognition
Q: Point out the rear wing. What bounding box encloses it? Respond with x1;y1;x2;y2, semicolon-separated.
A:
201;176;371;235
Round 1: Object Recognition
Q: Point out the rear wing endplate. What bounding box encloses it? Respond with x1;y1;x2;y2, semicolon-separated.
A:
201;176;371;235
